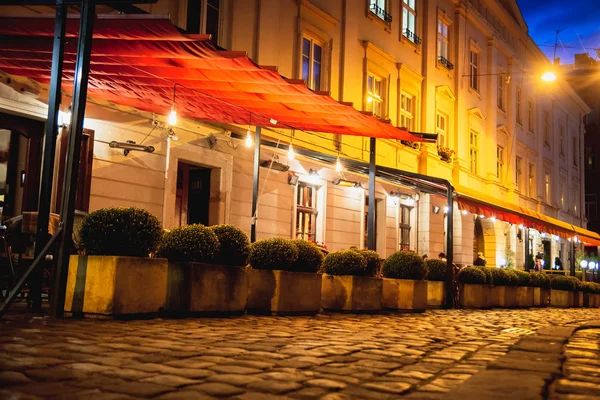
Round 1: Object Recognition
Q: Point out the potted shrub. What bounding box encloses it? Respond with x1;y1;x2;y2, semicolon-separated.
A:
247;238;322;315
457;266;489;308
426;259;447;308
581;282;597;308
321;250;382;312
381;251;428;312
437;146;455;163
489;268;518;308
571;277;584;307
530;272;550;307
64;207;166;317
550;275;576;307
513;269;534;308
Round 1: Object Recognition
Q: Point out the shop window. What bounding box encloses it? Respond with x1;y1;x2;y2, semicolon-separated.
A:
295;182;318;241
399;205;411;250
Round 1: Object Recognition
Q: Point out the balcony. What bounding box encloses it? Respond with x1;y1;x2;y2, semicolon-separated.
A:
403;29;422;45
438;56;454;70
369;2;392;23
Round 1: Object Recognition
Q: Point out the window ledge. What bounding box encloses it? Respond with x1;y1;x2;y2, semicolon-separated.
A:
367;11;392;32
468;86;482;100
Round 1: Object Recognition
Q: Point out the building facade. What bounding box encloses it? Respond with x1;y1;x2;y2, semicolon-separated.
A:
0;0;592;269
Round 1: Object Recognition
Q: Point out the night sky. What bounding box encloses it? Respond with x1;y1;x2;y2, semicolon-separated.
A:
517;0;600;64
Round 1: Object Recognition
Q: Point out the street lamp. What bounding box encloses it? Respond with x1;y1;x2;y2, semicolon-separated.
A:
541;71;557;82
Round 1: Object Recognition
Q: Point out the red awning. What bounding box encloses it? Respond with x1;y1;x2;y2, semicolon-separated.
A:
0;15;419;141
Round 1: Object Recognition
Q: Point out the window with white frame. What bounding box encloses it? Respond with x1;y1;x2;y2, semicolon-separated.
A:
469;50;479;91
496;146;504;180
497;72;505;111
560;125;565;156
528;163;535;198
399;205;411;250
516;87;522;124
527;100;534;132
545;172;551;204
402;0;417;43
369;0;391;22
516;156;523;190
366;72;384;118
301;36;323;91
400;93;414;130
295;182;318;241
437;18;449;65
543;111;550;146
469;131;478;174
436;112;447;148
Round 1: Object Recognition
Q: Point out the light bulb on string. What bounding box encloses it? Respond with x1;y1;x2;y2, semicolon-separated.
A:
335;155;343;172
167;106;177;126
245;129;253;147
288;142;295;160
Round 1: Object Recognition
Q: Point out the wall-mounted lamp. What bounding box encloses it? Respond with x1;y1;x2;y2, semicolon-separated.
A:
288;172;299;186
333;178;362;188
109;140;155;156
432;205;440;214
206;133;217;149
443;206;449;214
58;105;72;128
260;156;290;172
167;129;179;142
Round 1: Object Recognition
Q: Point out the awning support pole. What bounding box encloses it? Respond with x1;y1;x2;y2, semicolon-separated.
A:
367;138;376;251
250;126;261;243
571;242;576;276
445;186;454;308
524;228;530;270
50;0;96;318
31;0;67;310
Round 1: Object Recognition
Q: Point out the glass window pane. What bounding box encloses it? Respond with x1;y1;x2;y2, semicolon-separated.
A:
313;61;321;91
368;75;373;92
374;79;381;96
302;57;309;84
313;43;322;63
302;38;310;57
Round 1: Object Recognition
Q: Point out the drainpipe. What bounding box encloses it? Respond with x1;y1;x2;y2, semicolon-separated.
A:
445;184;454;308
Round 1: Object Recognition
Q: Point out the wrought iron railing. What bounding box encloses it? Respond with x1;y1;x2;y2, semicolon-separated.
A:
403;29;422;45
438;56;454;70
370;2;392;23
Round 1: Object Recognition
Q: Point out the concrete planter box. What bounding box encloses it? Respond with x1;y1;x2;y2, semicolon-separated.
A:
321;274;382;312
533;287;550;307
516;287;534;308
490;286;518;308
382;278;427;312
572;291;583;307
427;280;446;308
459;283;489;308
583;293;595;308
247;269;321;315
550;289;570;307
65;255;168;317
488;286;503;307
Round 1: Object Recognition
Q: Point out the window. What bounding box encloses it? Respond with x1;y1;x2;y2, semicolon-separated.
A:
561;182;565;208
366;73;384;118
545;172;550;204
496;146;504;179
560;125;565;156
543;111;550;146
437;19;450;67
586;194;597;222
516;87;522;124
436;112;447;147
369;0;392;22
399;205;411;250
206;0;220;45
469;51;479;91
186;0;220;45
400;93;414;130
364;195;377;249
497;72;505;111
573;136;578;167
586;146;595;171
469;131;478;174
527;100;534;132
516;156;522;190
528;163;535;198
402;0;418;43
302;37;323;91
295;183;318;241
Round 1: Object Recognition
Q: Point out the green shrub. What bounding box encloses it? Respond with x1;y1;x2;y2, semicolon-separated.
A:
580;281;596;294
530;272;550;289
159;224;220;262
210;225;249;266
381;251;428;280
513;269;532;287
248;238;298;271
291;240;324;273
571;276;583;292
475;266;495;285
79;207;162;257
593;283;600;295
490;268;518;286
550;275;577;292
426;259;447;281
457;266;487;285
322;250;368;276
357;250;382;277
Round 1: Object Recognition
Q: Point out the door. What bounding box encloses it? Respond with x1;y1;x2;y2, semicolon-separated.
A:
188;168;211;225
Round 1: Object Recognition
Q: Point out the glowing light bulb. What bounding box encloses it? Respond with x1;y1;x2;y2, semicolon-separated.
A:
541;71;557;82
168;106;177;125
490;217;496;222
288;143;295;160
335;156;343;172
443;206;449;213
245;130;253;147
367;96;373;103
462;210;468;215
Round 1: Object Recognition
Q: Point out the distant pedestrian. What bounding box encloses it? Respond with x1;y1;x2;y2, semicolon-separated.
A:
474;252;486;266
554;257;563;270
439;252;447;262
534;255;543;272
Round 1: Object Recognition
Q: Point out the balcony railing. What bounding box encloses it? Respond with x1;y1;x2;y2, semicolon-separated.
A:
438;56;454;70
370;2;392;23
403;29;422;45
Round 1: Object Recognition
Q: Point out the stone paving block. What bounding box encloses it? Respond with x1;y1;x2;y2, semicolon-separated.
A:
362;381;412;394
0;371;32;386
208;365;262;375
288;386;332;398
444;369;548;400
103;381;174;397
187;382;246;397
140;374;200;387
156;391;217;400
555;379;600;396
246;379;303;394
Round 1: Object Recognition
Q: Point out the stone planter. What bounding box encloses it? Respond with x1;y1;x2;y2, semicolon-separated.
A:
427;280;446;308
488;286;503;308
321;274;382;312
515;287;534;308
572;291;583;307
533;287;550;307
583;293;595;308
247;269;321;315
382;278;427;312
550;289;570;307
65;255;168;317
459;283;490;308
490;286;518;308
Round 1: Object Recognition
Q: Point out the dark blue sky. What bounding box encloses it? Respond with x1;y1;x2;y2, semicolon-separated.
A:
517;0;600;64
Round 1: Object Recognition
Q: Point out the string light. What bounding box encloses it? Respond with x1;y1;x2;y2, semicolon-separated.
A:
462;210;468;215
168;85;177;126
288;142;295;160
335;155;343;172
245;128;253;147
443;206;449;213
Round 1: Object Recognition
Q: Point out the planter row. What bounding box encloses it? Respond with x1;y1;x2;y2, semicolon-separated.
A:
460;283;600;309
63;256;600;318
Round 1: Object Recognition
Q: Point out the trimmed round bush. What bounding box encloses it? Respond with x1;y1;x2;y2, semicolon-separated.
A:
550;275;577;292
382;251;428;280
513;269;532;287
490;268;518;286
357;250;382;277
581;281;596;294
458;266;487;284
571;276;583;292
530;272;551;289
248;238;298;271
210;224;249;266
291;240;324;273
426;259;447;281
79;207;162;257
322;250;368;276
475;266;495;285
159;224;220;262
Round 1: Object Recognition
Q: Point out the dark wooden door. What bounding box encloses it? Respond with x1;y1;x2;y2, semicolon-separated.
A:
188;168;211;225
55;128;94;213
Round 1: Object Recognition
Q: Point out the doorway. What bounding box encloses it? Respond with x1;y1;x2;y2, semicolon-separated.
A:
473;217;484;263
175;162;212;227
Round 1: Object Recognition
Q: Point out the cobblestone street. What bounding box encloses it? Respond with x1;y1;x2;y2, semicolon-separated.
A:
1;308;599;399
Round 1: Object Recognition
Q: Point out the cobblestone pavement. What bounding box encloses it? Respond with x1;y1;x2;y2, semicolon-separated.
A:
1;308;599;399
